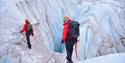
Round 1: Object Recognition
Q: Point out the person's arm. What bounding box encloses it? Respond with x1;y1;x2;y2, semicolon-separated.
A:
62;24;69;43
20;24;27;33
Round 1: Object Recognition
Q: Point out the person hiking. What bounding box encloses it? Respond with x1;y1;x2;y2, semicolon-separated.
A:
62;16;80;63
20;19;34;49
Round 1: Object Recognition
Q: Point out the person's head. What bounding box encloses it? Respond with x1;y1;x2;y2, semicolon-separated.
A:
25;19;30;24
63;16;70;23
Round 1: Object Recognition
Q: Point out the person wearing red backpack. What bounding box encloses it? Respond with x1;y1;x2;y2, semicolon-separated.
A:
20;19;34;49
62;16;80;63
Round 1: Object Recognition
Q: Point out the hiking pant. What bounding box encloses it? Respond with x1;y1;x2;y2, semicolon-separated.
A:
65;38;77;62
26;30;32;49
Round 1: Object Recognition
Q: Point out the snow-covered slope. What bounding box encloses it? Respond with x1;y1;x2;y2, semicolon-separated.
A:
78;53;125;63
0;0;125;63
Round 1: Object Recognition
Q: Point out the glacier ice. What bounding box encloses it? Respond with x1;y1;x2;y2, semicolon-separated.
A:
0;0;125;63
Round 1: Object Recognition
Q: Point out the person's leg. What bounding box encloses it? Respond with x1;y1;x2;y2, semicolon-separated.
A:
66;43;71;61
68;38;77;63
65;40;74;62
69;44;74;61
26;32;32;49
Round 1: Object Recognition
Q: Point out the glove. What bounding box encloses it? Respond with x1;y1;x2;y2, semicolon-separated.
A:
32;33;34;36
20;31;22;33
61;40;63;44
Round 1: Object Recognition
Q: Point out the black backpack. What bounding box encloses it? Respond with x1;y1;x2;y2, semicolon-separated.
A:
68;21;80;38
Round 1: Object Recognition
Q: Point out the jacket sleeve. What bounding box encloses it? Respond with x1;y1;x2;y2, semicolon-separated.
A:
20;24;27;33
62;24;69;42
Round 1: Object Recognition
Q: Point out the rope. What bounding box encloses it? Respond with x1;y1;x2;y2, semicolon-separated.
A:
75;43;78;59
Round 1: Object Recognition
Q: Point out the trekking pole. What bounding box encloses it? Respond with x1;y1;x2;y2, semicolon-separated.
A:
75;43;78;60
